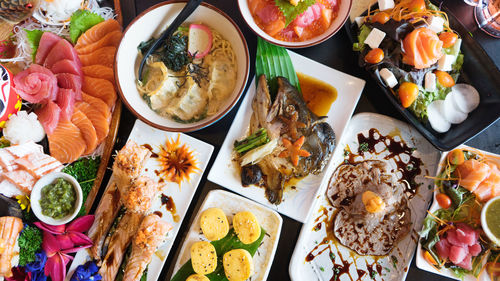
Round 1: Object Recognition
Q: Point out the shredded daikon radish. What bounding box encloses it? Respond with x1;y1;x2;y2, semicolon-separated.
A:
33;0;115;26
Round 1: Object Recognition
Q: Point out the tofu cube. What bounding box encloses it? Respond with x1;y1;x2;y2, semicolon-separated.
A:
437;54;456;71
425;72;436;92
378;0;395;10
354;16;365;27
364;28;386;49
428;16;445;33
379;68;398;88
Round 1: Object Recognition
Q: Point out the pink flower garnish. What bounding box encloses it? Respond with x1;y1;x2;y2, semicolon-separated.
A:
34;215;94;249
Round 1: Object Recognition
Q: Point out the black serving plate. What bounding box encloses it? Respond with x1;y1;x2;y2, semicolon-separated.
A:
345;4;500;151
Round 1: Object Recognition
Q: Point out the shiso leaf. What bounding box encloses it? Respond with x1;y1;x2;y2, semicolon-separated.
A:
69;10;104;44
255;38;300;98
274;0;316;27
25;29;44;60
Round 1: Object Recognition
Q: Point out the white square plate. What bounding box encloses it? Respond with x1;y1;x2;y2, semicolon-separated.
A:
289;113;441;281
67;119;214;281
207;50;366;222
172;189;282;281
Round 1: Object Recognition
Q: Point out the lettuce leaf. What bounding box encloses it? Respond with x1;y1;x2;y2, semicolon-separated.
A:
275;0;316;26
353;24;372;52
69;10;104;43
25;29;44;60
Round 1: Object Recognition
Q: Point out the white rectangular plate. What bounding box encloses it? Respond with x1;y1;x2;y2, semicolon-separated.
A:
207;50;366;222
289;112;441;281
172;189;282;281
416;145;500;281
67;119;214;281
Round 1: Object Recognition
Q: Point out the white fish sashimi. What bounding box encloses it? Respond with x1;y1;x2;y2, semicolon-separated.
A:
0;179;25;198
427;100;451;133
451;84;480;113
443;92;468;124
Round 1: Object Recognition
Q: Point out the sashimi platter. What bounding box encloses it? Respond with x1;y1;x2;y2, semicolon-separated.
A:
0;0;498;281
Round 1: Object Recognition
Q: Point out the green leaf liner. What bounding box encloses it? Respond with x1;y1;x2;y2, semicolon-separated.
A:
25;29;44;60
69;10;104;43
274;0;316;26
255;38;300;98
171;228;266;281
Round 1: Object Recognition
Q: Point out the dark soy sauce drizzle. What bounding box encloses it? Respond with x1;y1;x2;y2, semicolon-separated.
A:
161;194;180;222
305;128;423;280
141;143;159;158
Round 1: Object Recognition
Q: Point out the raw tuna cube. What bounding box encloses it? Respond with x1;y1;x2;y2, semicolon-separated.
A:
456;254;472;270
469;243;482;256
456;223;478;246
449;245;468;264
447;230;468;247
435;238;451;260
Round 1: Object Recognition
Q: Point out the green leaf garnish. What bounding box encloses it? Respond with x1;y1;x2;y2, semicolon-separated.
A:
25;29;44;60
69;10;104;44
274;0;316;27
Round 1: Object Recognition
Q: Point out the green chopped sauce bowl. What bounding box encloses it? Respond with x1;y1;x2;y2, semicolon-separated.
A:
31;172;83;226
481;195;500;246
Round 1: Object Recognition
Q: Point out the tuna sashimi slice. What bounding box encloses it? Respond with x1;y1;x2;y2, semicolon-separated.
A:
44;39;82;69
469;243;482;256
56;73;82;100
82;92;111;121
35;100;61;135
35;32;62;65
13;64;58;103
456;254;472;270
56;88;77;121
76;30;122;55
75;19;121;48
75;101;110;143
78;46;116;68
51;59;83;77
3;169;36;194
435;238;451;260
71;109;98;155
82;76;116;108
81;65;115;88
293;3;323;27
456;159;491;192
449;245;468;264
48;120;86;164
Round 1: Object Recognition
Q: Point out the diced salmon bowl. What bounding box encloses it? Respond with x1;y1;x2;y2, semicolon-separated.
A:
238;0;353;48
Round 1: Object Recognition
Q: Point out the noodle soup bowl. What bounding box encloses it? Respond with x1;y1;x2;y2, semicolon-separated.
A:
115;1;250;132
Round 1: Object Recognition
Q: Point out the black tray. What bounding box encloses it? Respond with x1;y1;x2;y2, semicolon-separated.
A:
345;4;500;151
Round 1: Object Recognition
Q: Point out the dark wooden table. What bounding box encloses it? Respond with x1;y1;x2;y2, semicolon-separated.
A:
107;0;500;280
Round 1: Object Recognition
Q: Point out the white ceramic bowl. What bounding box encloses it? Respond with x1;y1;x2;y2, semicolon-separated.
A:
238;0;352;48
31;172;83;226
481;195;500;246
115;1;250;132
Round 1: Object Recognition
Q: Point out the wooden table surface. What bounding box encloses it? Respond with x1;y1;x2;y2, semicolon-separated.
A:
102;0;500;280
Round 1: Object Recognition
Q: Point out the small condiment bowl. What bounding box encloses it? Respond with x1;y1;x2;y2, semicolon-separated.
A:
481;195;500;246
31;172;83;226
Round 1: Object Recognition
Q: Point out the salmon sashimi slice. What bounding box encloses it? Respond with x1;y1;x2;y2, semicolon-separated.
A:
35;32;62;65
82;92;111;121
0;142;44;170
122;214;172;281
71;109;98;155
456;159;491;192
3;169;36;194
87;182;122;261
51;59;83;77
48;120;86;164
14;153;62;178
98;211;143;281
82;76;116;109
75;101;110;143
78;46;116;68
402;27;443;69
474;164;500;201
81;65;115;88
75;19;121;48
43;39;81;69
0;216;23;278
76;30;122;55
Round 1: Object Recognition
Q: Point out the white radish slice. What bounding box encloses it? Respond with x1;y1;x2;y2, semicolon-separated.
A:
450;83;480;113
188;24;213;59
443;92;468;124
427;100;451;133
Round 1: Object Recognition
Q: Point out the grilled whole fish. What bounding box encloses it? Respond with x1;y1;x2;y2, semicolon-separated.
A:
242;76;335;204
